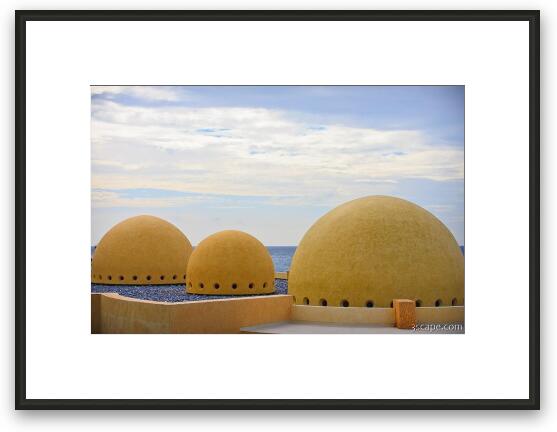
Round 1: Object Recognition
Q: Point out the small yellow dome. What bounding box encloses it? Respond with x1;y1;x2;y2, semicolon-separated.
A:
186;230;275;295
288;196;464;307
91;215;193;285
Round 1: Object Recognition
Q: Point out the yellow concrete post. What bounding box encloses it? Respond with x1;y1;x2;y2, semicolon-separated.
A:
393;299;416;329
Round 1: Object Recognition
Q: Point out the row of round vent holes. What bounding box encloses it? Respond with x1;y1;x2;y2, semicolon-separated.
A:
93;274;186;282
188;282;270;290
298;298;460;307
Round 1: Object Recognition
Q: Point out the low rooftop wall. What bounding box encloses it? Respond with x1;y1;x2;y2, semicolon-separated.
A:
92;293;463;334
292;305;464;325
91;293;293;334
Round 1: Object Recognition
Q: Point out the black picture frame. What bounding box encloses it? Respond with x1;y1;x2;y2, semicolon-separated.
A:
14;9;540;410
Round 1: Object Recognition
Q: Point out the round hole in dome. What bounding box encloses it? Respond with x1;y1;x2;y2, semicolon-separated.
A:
303;297;310;305
263;282;267;288
435;299;443;307
415;299;422;307
146;275;151;281
249;283;254;289
319;298;327;306
99;275;102;280
341;299;349;307
108;275;112;281
451;297;458;306
183;275;186;279
132;275;138;281
214;283;220;289
172;275;177;280
199;282;204;289
390;301;394;308
160;275;165;281
119;275;124;281
366;300;374;308
232;283;237;289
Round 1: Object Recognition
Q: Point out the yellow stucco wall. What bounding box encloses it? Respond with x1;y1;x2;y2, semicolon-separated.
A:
91;293;292;334
415;306;465;324
91;294;462;334
288;196;464;308
291;304;395;325
186;230;275;295
291;304;464;325
92;215;193;285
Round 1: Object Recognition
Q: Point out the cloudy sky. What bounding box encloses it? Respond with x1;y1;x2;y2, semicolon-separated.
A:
91;86;464;246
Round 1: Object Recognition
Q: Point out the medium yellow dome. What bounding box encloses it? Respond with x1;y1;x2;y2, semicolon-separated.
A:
288;196;464;307
91;215;193;285
186;230;275;295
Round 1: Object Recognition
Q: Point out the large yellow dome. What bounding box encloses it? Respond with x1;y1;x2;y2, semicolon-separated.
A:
288;196;464;307
91;215;193;285
186;230;275;295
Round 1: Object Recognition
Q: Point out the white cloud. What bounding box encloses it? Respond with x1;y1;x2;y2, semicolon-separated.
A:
92;159;147;171
91;99;464;207
91;189;201;209
91;86;182;101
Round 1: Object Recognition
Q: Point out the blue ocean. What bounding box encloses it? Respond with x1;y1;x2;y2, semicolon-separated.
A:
267;246;296;272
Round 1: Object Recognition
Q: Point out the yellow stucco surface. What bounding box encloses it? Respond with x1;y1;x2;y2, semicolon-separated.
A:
91;215;193;285
291;304;464;326
288;196;464;307
186;230;275;295
291;304;396;325
91;295;463;334
415;306;465;324
91;293;292;334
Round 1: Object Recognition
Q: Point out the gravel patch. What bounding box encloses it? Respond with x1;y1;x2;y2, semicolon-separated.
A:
91;278;288;302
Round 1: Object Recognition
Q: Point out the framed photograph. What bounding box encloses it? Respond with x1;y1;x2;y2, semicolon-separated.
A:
15;10;539;409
